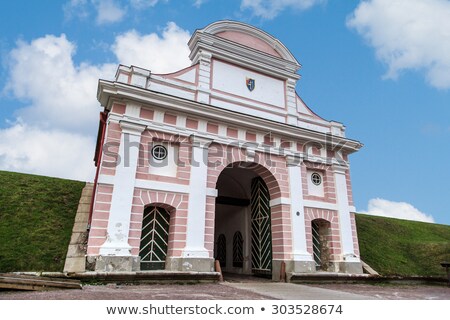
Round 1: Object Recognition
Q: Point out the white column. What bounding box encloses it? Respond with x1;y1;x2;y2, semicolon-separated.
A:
333;165;358;261
182;135;213;258
287;155;314;261
100;120;146;256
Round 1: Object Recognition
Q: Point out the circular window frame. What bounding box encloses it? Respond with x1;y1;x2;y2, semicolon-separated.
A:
311;172;322;186
151;145;168;161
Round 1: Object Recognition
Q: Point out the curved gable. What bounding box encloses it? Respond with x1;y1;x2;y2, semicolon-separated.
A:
200;20;299;65
216;31;282;58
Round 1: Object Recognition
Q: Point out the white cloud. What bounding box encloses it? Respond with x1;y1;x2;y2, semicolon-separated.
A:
94;0;125;25
2;22;192;181
2;34;115;181
193;0;206;8
5;34;116;133
241;0;325;19
112;22;191;73
361;198;435;223
64;0;169;23
347;0;450;89
0;121;96;181
63;0;90;21
129;0;161;8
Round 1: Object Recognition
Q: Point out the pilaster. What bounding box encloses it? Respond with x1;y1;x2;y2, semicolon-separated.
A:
286;155;315;273
178;134;214;271
286;78;298;125
333;164;362;272
99;119;146;260
196;51;212;104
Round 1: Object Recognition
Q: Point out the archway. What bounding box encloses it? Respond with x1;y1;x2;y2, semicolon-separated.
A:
214;162;277;277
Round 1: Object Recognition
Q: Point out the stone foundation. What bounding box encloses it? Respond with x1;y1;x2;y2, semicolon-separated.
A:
337;261;363;274
273;259;317;280
86;256;140;272
327;261;363;274
166;257;215;272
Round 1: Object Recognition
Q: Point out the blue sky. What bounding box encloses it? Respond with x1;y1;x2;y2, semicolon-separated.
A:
0;0;449;225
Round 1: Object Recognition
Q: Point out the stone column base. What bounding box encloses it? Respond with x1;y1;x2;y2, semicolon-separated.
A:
326;261;363;274
274;259;317;281
338;261;363;274
166;257;215;272
86;255;140;272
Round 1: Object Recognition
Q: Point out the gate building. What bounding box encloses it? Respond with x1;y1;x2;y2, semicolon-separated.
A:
86;21;364;279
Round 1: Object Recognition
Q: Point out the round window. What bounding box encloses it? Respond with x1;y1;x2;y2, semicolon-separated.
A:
151;145;168;160
311;172;322;186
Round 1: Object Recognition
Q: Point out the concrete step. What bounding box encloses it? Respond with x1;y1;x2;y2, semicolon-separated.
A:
67;271;221;283
63;182;94;273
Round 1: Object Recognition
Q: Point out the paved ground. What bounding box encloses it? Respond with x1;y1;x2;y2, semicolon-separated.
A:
1;280;448;300
309;283;450;300
0;283;271;300
224;282;371;300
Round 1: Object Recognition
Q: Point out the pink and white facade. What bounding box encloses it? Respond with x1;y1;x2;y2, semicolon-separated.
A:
86;21;364;278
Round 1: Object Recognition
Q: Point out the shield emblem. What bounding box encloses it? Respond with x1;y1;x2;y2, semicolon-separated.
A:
246;78;255;92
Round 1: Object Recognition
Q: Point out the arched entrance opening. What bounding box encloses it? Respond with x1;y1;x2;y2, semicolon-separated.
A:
311;218;331;271
139;204;172;270
214;162;276;278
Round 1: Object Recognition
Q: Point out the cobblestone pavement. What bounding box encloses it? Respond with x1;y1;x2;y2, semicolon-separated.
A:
0;280;448;300
0;283;272;300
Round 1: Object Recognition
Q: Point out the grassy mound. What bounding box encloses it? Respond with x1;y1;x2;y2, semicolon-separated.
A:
356;213;450;277
0;171;85;272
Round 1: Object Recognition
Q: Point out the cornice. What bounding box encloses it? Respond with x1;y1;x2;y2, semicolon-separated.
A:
97;80;363;154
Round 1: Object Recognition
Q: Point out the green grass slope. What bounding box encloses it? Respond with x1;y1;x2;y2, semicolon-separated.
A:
356;213;450;277
0;171;85;272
